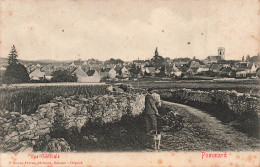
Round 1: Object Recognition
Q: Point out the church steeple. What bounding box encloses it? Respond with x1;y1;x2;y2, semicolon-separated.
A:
155;47;159;57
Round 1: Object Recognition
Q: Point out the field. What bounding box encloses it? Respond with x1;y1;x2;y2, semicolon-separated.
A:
121;79;260;94
0;85;107;115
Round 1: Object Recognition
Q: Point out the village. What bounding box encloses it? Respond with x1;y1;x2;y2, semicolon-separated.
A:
0;46;260;84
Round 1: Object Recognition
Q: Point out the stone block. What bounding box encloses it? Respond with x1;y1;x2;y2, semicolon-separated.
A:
19;146;33;152
16;122;27;132
37;118;50;125
22;133;35;140
7;143;21;151
6;135;19;143
39;123;51;129
35;128;50;136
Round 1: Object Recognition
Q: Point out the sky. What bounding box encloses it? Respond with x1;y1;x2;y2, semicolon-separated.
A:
0;0;259;61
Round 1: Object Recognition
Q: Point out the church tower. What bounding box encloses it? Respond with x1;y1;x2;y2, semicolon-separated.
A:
218;47;225;60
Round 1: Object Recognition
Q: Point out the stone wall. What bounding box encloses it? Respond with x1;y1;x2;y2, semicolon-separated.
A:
160;89;260;115
0;93;145;152
160;89;260;138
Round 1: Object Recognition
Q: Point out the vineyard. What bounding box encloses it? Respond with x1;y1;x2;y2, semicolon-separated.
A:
0;85;107;115
124;79;260;95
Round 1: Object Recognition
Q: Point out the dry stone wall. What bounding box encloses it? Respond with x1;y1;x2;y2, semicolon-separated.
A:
160;88;260;138
0;93;145;152
160;89;260;116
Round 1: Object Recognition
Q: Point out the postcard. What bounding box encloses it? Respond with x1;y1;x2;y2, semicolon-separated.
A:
0;0;259;166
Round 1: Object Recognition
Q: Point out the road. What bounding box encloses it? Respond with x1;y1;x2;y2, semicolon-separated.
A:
155;101;260;151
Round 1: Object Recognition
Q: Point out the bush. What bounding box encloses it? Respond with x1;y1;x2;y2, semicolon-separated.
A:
51;70;77;82
3;63;30;84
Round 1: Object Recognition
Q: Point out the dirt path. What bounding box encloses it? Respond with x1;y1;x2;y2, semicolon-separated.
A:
158;101;260;151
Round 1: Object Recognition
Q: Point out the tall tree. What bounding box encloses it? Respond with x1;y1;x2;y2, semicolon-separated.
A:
3;45;30;84
242;55;245;62
8;45;18;64
246;55;251;62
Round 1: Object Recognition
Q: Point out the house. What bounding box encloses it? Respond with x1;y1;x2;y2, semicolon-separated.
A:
219;67;236;77
165;64;182;77
144;66;156;76
187;59;206;74
72;66;89;82
29;69;45;80
236;70;247;78
85;70;101;82
73;66;101;82
121;66;130;78
236;62;257;73
108;68;117;78
42;70;53;80
36;63;41;68
197;65;209;73
209;63;230;73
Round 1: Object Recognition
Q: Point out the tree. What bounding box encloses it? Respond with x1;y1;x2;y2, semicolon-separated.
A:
3;45;30;84
151;47;165;69
105;58;124;65
129;64;141;78
246;55;250;62
8;45;18;64
242;55;245;62
51;69;77;82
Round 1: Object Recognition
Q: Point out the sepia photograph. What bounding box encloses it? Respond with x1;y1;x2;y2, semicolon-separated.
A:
0;0;259;166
